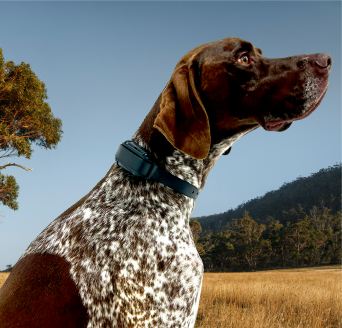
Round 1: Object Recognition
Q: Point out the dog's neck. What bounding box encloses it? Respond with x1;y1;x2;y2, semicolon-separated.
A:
132;93;255;191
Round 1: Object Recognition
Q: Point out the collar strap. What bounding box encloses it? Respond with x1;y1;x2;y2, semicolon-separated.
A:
115;141;199;199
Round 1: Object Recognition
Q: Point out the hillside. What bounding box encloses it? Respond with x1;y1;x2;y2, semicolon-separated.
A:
192;163;341;235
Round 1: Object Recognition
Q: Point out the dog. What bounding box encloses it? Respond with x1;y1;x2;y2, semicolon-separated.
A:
0;37;332;328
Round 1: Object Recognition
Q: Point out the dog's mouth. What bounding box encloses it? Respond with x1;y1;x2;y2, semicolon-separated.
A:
263;83;328;132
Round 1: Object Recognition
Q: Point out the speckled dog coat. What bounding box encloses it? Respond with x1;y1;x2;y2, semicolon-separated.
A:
0;37;331;328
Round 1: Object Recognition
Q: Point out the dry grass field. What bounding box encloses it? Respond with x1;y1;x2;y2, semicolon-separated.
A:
0;272;9;289
195;265;341;328
0;266;341;327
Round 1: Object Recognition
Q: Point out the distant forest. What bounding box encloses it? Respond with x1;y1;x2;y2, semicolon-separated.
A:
190;163;341;271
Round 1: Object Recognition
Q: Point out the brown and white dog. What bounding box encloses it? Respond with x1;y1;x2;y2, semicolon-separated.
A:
0;37;331;328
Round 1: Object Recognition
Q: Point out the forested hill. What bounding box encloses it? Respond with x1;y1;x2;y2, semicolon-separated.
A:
192;163;341;235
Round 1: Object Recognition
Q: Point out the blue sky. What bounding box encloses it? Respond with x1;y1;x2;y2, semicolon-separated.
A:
0;1;340;270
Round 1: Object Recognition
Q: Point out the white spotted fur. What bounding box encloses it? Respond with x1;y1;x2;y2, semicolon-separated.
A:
20;129;250;328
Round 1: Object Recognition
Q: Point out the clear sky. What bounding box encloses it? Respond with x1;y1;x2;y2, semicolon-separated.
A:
0;1;340;270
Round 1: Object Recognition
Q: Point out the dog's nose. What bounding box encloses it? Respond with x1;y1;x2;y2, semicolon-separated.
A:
315;53;332;70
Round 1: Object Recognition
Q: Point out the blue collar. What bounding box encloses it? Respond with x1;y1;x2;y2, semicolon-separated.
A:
115;141;199;199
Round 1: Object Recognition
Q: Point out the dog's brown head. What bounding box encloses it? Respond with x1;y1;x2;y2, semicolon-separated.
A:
153;37;332;159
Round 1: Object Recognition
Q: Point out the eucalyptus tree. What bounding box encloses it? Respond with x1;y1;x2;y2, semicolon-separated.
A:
0;49;63;210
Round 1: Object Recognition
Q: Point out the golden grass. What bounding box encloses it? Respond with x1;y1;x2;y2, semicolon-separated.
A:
195;265;342;328
0;272;10;289
0;266;340;327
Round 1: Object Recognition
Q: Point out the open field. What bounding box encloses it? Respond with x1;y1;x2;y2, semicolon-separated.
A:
195;265;341;328
0;273;9;289
1;266;341;327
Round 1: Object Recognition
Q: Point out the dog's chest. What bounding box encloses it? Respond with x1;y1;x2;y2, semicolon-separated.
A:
77;212;203;327
23;171;204;327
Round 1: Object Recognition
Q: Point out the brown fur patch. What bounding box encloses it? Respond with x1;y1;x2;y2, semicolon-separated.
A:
0;253;88;328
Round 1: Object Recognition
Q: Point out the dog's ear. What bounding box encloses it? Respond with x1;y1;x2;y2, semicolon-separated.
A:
277;122;292;132
153;62;211;160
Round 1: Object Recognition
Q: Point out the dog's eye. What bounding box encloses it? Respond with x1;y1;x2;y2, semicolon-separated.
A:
238;55;250;65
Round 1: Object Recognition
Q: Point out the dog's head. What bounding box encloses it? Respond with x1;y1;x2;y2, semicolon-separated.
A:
154;37;332;159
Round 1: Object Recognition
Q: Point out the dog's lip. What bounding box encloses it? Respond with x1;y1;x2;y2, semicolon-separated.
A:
263;84;328;131
264;121;286;131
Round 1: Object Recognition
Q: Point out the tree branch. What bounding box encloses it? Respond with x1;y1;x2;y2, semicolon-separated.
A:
0;162;33;171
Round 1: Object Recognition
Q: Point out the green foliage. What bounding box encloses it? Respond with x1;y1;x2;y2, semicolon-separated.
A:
190;220;205;256
193;163;341;235
190;219;202;242
210;231;234;270
227;212;271;270
0;172;19;210
192;164;342;271
0;48;63;210
194;205;341;272
0;49;63;159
